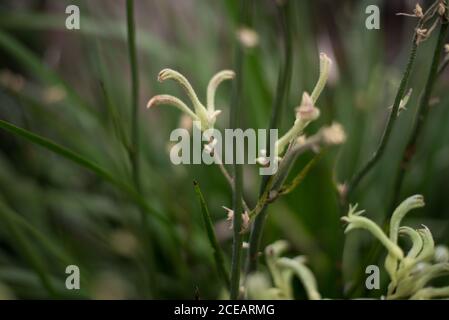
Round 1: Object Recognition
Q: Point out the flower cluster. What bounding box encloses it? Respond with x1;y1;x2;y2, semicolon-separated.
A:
147;68;235;132
255;53;342;169
342;195;449;299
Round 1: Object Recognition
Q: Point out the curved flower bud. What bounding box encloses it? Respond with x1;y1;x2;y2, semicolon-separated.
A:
400;226;423;259
273;53;331;157
158;68;202;109
158;68;209;127
342;204;404;260
277;257;321;300
389;194;425;244
265;240;290;294
415;226;435;263
311;53;332;103
149;68;233;131
146;94;199;121
385;195;425;281
387;234;423;285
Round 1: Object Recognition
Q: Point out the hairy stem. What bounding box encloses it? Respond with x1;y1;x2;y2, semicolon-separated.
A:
389;18;448;211
126;0;141;195
346;29;420;200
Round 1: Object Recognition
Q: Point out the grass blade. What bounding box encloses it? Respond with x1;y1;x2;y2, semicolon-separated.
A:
0;119;168;224
193;181;230;289
228;0;252;298
126;0;141;192
247;0;293;273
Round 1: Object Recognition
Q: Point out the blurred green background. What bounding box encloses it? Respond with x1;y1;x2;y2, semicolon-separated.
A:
0;0;448;299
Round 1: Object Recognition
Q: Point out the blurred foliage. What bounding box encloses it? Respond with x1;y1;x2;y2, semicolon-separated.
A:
0;0;448;299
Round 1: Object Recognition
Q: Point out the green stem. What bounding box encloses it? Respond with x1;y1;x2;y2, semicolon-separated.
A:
346;27;420;200
229;0;253;299
389;18;448;211
126;0;141;194
229;28;244;302
246;0;293;273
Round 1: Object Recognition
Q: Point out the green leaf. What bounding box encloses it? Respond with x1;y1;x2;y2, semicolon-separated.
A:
193;180;230;289
0;119;168;224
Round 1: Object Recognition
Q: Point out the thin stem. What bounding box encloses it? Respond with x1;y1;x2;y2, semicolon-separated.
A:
229;0;250;299
193;181;230;289
213;151;250;213
0;200;56;297
126;0;156;298
389;18;448;211
229;40;244;300
247;0;293;273
346;27;420;200
126;0;141;194
248;148;324;221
